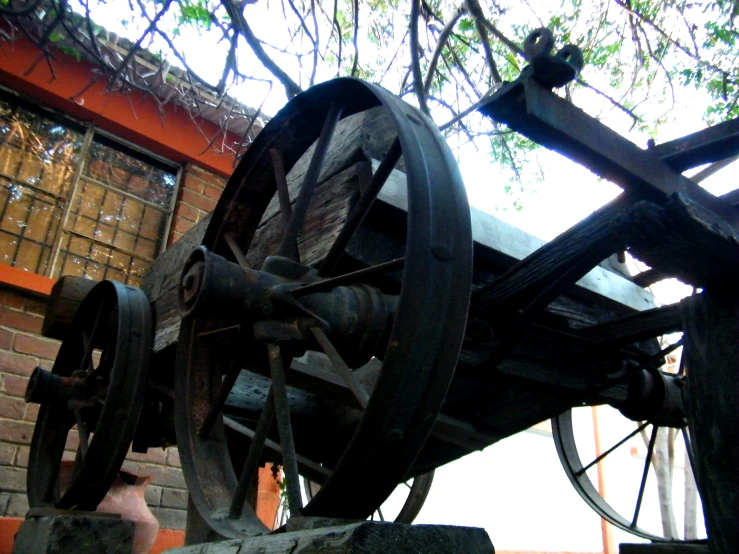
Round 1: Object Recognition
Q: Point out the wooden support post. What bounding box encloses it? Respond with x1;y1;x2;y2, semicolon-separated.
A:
680;292;739;554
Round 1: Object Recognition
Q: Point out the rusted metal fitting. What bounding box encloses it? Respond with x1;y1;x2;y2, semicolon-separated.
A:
521;27;583;88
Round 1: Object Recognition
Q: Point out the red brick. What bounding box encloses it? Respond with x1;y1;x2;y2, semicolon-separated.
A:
187;165;227;188
1;374;29;397
23;402;39;421
174;203;199;223
0;291;25;311
0;420;35;444
6;491;28;516
14;445;29;467
168;231;184;245
0;328;14;350
202;184;223;201
0;351;39;376
172;217;195;235
165;448;180;467
181;174;204;195
180;189;216;213
0;308;42;334
135;463;186;489
127;446;167;465
24;298;46;317
0;443;17;465
0;395;26;419
160;488;188;509
0;466;26;491
13;334;60;360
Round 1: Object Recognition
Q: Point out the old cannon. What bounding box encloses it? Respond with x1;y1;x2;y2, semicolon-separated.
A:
22;29;738;552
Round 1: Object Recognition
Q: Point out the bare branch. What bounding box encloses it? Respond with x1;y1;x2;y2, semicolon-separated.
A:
576;78;640;124
350;0;358;76
409;0;428;114
423;3;466;95
465;0;502;84
221;0;303;98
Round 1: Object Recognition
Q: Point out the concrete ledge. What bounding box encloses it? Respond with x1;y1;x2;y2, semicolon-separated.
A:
169;521;494;553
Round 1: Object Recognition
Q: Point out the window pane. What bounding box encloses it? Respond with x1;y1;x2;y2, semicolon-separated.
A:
65;181;165;260
0;99;83;198
0;177;62;273
55;233;149;286
84;141;176;208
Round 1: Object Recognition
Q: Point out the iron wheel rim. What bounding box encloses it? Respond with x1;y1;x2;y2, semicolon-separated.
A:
175;77;472;537
27;280;152;510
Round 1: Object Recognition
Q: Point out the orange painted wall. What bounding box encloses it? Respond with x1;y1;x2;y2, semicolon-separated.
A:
0;518;185;554
0;35;241;178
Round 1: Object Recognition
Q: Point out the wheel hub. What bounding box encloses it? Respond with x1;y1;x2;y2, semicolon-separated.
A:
179;246;396;368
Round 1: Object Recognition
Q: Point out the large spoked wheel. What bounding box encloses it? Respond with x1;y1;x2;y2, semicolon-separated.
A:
552;345;705;542
26;280;152;510
175;78;472;537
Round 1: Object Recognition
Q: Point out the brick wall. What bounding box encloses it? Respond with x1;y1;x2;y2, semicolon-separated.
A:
168;164;227;245
0;165;229;530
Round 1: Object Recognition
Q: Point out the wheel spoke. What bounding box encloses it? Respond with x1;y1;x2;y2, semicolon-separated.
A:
199;361;243;438
224;416;330;482
229;390;276;518
653;338;684;367
266;343;303;514
74;409;90;457
631;424;658;527
293;258;405;297
311;327;370;409
681;427;698;480
224;232;251;270
576;421;649;477
270;148;293;226
319;137;402;277
81;302;106;374
277;103;343;261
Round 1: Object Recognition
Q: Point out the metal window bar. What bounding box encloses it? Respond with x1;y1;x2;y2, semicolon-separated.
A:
0;91;182;283
49;132;180;284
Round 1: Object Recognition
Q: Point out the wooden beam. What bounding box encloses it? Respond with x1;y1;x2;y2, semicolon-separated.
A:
680;292;739;554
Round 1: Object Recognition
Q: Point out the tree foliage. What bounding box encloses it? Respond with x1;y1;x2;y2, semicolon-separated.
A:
1;0;736;188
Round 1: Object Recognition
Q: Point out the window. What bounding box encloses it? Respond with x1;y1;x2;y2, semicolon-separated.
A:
0;93;179;286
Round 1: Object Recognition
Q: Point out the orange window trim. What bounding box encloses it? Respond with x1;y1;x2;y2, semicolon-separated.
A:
0;263;55;296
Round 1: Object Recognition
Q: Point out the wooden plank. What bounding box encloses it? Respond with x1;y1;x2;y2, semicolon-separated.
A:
582;303;682;344
626;193;739;289
371;159;655;314
680;292;739;554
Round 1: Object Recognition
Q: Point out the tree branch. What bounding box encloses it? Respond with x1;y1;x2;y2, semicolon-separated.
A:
422;3;466;95
409;0;428;114
221;0;303;98
465;0;502;84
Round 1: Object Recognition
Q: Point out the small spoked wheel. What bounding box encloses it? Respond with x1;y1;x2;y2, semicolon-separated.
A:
175;78;472;537
552;348;706;542
26;280;152;510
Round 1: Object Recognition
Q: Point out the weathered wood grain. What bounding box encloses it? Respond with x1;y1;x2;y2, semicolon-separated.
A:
681;292;739;554
624;192;739;290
